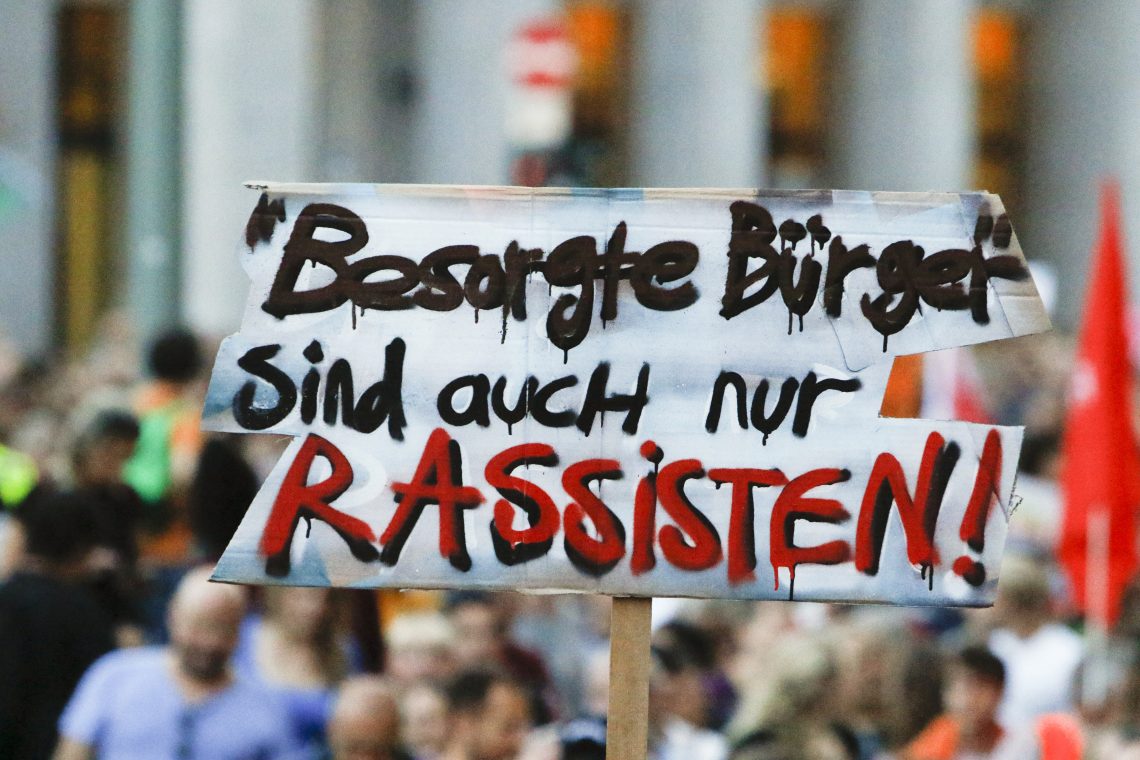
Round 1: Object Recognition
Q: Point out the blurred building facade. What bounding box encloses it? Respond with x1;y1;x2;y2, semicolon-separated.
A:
0;0;1132;356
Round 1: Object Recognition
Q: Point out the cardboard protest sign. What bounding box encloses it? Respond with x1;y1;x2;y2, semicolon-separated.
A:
204;184;1050;605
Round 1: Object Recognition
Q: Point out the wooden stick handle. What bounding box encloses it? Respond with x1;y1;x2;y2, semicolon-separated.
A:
606;596;653;760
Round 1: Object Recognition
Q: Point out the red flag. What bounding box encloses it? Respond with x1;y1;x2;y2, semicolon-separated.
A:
1059;181;1140;627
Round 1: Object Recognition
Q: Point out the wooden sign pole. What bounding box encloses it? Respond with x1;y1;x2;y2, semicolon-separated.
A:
606;596;653;760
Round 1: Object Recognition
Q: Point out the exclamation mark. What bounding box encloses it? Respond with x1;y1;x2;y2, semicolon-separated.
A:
952;429;1003;587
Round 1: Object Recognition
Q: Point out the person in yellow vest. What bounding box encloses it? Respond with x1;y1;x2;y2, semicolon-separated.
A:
0;441;38;579
0;442;37;511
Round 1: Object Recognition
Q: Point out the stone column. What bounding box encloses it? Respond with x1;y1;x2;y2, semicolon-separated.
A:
1022;2;1140;327
315;0;416;183
181;0;320;337
0;1;55;355
126;0;182;340
412;0;560;184
630;0;766;187
830;0;975;192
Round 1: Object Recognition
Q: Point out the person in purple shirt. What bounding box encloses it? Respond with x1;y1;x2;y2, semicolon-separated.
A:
53;567;300;760
231;587;362;753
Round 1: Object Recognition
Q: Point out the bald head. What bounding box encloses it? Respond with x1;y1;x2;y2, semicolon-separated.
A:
168;567;248;684
328;676;403;760
170;567;246;620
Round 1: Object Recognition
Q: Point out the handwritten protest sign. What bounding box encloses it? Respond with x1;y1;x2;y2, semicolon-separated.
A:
204;184;1050;606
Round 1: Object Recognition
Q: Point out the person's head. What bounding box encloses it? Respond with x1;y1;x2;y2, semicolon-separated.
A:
992;554;1051;634
12;488;100;576
387;612;457;687
446;592;507;667
944;646;1005;735
652;621;716;727
264;585;336;641
402;681;449;758
167;566;247;684
328;676;403;760
445;668;532;760
72;408;139;487
834;616;948;748
726;635;839;743
263;586;345;681
559;717;607;760
148;328;202;384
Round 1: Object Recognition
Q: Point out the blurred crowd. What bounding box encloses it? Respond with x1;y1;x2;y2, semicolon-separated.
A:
1;316;1136;760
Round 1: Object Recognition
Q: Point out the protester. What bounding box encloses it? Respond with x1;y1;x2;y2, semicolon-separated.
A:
901;646;1007;760
0;489;115;759
447;592;556;723
401;681;450;760
649;644;731;760
830;614;946;758
187;434;259;561
440;669;533;760
987;555;1083;731
233;585;354;750
123;329;203;501
727;635;855;760
386;611;458;691
123;328;206;637
122;328;203;518
53;566;299;759
69;409;147;644
833;618;899;759
70;408;139;489
327;675;408;760
652;620;734;731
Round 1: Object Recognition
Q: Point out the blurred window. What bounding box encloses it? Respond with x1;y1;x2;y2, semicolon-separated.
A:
765;6;831;189
56;4;123;353
973;7;1024;214
562;0;630;187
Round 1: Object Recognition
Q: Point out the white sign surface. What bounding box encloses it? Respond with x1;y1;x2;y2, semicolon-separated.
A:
204;184;1049;605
